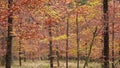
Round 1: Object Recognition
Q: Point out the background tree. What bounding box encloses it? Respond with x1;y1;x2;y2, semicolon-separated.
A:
66;13;69;68
6;0;13;68
103;0;109;68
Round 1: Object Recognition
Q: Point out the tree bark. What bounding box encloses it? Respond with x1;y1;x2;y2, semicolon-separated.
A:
1;32;6;65
18;15;22;66
23;50;26;62
83;27;98;68
6;0;13;68
48;25;53;68
19;41;22;66
56;43;60;67
119;43;120;64
55;24;60;67
76;4;80;68
103;0;109;68
111;0;115;68
66;13;69;68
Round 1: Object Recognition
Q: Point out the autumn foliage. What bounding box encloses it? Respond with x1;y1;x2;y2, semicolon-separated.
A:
0;0;120;68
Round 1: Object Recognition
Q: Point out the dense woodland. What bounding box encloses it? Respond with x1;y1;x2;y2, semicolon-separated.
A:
0;0;120;68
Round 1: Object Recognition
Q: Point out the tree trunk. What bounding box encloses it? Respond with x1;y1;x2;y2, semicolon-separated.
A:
23;50;26;62
66;13;69;68
83;27;98;68
1;32;6;65
6;0;13;68
111;0;115;68
19;41;22;66
76;4;80;68
18;13;22;66
103;0;109;68
48;25;53;68
56;44;60;67
119;43;120;64
85;42;88;61
55;24;60;67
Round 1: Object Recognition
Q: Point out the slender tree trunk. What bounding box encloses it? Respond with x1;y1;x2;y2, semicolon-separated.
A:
48;25;53;68
83;27;98;68
85;42;88;59
1;32;6;65
119;32;120;65
66;13;69;68
76;4;80;68
6;0;13;68
56;43;60;67
19;41;22;66
111;0;115;68
103;0;109;68
23;50;26;62
55;24;60;67
1;32;5;49
119;43;120;64
32;52;35;62
18;14;22;66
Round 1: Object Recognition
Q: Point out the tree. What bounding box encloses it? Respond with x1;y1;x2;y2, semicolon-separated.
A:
66;13;69;68
19;40;22;66
75;2;80;68
55;23;60;67
18;24;22;66
119;41;120;64
6;0;13;68
0;29;6;65
83;27;98;68
111;0;116;68
103;0;109;68
48;18;53;68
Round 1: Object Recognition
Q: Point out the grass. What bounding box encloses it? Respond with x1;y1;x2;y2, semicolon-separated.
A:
0;60;119;68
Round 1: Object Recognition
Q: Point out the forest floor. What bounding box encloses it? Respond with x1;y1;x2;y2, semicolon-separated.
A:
0;60;120;68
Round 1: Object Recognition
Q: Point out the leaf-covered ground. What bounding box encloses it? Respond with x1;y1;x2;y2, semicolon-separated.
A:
0;60;103;68
1;60;120;68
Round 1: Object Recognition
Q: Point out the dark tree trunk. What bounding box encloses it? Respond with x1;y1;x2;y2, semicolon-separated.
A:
83;27;98;68
23;50;26;62
55;24;60;67
103;0;109;68
56;44;60;67
18;16;22;66
119;43;120;64
76;6;80;68
85;42;88;58
6;0;13;68
66;13;69;68
111;1;115;68
48;25;53;68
